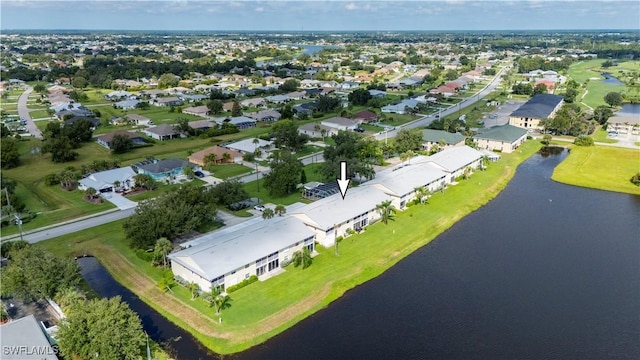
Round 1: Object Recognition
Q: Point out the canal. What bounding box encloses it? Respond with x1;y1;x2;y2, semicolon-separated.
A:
80;148;640;359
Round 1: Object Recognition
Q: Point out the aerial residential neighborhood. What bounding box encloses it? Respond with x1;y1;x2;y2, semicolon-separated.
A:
0;1;639;359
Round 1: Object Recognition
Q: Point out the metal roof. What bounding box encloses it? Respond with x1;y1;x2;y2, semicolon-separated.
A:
0;315;59;360
371;158;448;197
474;124;528;143
168;216;316;280
510;94;563;119
421;129;466;145
424;145;484;172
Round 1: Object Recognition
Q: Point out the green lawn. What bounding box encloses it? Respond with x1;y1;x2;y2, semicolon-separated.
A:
29;109;53;119
591;127;619;144
208;164;252;179
552;145;640;194
125;179;206;202
34;140;542;354
378;113;418;126
361;123;385;133
293;145;322;159
567;59;633;108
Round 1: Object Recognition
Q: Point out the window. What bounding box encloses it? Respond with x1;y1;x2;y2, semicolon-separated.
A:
245;273;250;279
211;275;225;291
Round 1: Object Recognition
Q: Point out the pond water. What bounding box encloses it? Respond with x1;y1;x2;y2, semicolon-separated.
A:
77;257;219;360
617;103;640;116
80;149;640;360
601;72;625;85
233;148;640;359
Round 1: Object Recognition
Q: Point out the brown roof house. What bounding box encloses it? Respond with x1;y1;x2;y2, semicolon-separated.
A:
188;146;243;166
182;105;210;117
352;109;378;123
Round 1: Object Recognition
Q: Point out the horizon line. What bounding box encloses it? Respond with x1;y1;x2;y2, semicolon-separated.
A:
2;28;637;32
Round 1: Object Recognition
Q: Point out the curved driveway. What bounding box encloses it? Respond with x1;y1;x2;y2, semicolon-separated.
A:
17;86;43;138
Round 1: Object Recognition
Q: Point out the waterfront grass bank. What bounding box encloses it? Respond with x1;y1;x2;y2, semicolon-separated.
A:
37;140;543;354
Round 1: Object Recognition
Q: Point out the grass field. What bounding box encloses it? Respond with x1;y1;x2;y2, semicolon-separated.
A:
35;140;542;354
567;59;636;108
552;145;640;194
591;127;619;144
208;164;252;179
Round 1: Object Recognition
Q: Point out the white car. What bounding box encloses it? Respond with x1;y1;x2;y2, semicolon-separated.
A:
254;205;265;212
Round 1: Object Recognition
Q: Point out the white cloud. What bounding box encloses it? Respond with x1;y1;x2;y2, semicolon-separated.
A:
345;2;357;10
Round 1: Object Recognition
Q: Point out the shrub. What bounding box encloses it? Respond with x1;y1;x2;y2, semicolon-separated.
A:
135;249;154;262
574;135;594;146
44;173;60;186
631;173;640;186
226;275;258;293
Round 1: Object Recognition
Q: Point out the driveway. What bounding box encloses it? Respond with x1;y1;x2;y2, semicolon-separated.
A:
101;192;137;210
17;86;43;139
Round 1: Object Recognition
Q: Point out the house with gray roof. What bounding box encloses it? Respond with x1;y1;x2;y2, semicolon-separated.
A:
370;159;448;210
143;124;182;141
225;138;273;154
298;123;337;138
97;130;146;149
247;109;281;122
0;315;59;360
321;116;359;131
381;99;419;114
509;94;563;130
212;116;257;129
473;124;528;153
79;166;136;192
136;158;192;181
290;185;390;247
421;129;466;152
168;216;316;291
114;99;140;110
423;145;484;182
265;94;290;104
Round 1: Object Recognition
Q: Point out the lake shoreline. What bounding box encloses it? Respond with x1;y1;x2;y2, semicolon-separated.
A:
42;141;544;355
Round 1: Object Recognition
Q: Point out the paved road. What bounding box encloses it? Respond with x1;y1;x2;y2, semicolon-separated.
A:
19;208;135;244
17;86;43;139
374;65;510;141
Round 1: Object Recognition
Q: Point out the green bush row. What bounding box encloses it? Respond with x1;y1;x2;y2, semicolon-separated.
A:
226;275;258;293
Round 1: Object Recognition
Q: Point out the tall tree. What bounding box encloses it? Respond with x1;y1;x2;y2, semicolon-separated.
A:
231;101;242;117
279;79;300;92
57;297;145;360
271;120;309;152
207;99;224;114
322;130;375;181
203;286;232;317
604;91;623;108
0;137;21;169
274;204;286;217
263;151;304;197
348;88;372;106
1;246;82;300
394;129;423;154
187;282;200;300
593;106;613;125
153;237;173;268
110;134;134;154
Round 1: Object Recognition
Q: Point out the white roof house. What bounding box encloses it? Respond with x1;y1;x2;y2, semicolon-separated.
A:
78;166;136;192
370;158;448;209
0;315;59;360
168;216;316;290
424;145;484;174
321;117;359;131
225;138;273;153
290;185;390;246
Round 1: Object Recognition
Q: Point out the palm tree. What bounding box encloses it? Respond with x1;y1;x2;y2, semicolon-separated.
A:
262;208;275;220
54;287;86;313
205;286;231;317
153;237;173;268
376;200;396;225
204;153;217;166
187;282;200;301
222;152;232;163
158;276;175;293
274;204;286;217
84;187;97;200
413;186;429;205
292;247;313;269
182;165;195;179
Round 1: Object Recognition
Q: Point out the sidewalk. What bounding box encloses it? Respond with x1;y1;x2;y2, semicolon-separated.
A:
0;208;120;242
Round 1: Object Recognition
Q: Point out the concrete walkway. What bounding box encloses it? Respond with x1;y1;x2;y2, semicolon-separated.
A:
101;193;138;210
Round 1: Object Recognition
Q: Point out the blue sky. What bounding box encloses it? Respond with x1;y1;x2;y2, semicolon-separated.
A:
1;1;638;31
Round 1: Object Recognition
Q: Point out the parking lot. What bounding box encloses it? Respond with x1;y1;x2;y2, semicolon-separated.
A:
482;100;525;128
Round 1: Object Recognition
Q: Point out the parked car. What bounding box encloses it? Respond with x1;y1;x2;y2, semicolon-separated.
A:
254;205;265;212
194;171;205;178
354;127;365;133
